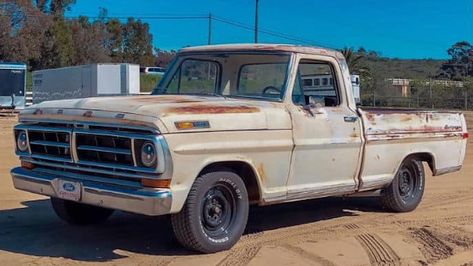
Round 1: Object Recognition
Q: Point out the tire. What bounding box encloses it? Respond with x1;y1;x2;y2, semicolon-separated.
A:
381;158;425;212
171;169;249;253
50;198;114;225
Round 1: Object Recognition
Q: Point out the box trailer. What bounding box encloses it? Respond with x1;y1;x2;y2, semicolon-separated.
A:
32;63;140;104
0;63;26;109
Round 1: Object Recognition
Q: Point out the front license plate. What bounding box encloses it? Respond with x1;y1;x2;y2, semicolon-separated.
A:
57;180;82;201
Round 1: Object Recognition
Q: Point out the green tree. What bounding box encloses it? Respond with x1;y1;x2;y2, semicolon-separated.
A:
121;18;155;66
340;47;370;74
69;16;110;65
106;18;124;62
38;17;75;68
439;41;473;80
155;49;176;67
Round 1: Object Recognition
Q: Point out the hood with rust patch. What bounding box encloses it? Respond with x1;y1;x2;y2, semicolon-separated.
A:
23;95;292;133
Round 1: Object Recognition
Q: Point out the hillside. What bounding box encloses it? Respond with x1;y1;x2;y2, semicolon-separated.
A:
362;57;444;80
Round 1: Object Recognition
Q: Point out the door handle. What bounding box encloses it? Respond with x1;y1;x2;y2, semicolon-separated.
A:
344;116;358;123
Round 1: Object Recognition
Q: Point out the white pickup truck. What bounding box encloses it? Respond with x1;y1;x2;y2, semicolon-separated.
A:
11;44;468;253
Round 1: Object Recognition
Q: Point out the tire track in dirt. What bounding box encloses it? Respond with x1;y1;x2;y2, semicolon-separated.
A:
409;227;453;263
421;190;473;209
216;245;261;266
394;215;473;228
355;233;400;265
281;244;336;266
218;221;359;265
426;225;473;250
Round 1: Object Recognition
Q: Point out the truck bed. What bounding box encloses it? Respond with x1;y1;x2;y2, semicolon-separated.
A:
357;107;467;191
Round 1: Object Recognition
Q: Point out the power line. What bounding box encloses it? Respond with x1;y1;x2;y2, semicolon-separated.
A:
212;15;335;48
65;13;332;47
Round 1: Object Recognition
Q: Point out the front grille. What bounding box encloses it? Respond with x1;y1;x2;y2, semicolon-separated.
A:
15;121;162;180
76;133;134;166
27;128;73;162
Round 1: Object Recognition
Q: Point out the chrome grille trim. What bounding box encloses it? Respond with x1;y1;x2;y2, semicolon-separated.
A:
30;140;70;149
77;145;132;155
21;157;159;179
14;121;171;180
34;167;142;188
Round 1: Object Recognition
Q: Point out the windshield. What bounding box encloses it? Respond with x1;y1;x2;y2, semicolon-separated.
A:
152;53;291;101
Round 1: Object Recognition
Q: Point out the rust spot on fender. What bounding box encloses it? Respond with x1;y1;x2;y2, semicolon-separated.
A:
400;115;412;122
167;105;260;114
350;132;358;138
257;163;267;184
83;110;93;117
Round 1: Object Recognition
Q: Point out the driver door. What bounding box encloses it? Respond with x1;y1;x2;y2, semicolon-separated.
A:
286;55;363;199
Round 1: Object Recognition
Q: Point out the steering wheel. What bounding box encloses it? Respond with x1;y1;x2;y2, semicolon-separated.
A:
262;86;281;96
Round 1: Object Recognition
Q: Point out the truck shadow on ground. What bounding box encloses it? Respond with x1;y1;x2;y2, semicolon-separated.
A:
0;196;383;261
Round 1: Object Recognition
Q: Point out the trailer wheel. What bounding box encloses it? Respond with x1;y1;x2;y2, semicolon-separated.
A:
50;198;114;225
381;158;425;212
171;169;249;253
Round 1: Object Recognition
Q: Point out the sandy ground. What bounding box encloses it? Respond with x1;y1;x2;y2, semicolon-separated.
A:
1;114;473;266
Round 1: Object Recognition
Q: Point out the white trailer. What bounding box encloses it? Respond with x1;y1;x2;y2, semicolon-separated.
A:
32;64;140;104
0;63;26;109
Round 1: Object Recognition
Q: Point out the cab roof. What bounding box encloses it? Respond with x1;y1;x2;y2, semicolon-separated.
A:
179;43;344;59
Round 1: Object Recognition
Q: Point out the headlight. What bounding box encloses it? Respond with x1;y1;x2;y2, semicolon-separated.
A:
17;131;29;152
141;142;157;167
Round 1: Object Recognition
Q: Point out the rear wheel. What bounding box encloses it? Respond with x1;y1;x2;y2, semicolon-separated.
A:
171;169;249;253
50;198;114;225
381;158;425;212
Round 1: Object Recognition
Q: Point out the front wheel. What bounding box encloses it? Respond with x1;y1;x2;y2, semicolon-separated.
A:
50;198;114;225
380;158;425;212
171;169;249;253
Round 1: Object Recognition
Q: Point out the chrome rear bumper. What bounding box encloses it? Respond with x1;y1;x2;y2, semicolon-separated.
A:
11;167;172;216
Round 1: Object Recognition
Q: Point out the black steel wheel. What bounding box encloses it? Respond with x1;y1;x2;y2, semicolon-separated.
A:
381;158;425;212
171;169;249;253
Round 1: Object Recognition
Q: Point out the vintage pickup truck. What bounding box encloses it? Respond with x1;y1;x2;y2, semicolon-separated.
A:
11;44;468;253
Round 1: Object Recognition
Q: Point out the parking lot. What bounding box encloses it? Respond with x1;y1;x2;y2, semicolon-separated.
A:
1;115;473;265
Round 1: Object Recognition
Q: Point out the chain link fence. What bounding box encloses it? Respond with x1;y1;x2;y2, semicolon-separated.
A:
360;79;473;110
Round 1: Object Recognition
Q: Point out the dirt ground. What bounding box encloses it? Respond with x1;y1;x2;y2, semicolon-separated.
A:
1;115;473;266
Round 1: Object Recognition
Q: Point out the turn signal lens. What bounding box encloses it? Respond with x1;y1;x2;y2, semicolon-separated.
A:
21;161;35;170
141;179;171;188
175;121;210;130
463;132;469;139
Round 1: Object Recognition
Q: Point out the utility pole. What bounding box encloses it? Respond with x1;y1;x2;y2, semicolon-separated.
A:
208;13;212;45
254;0;259;43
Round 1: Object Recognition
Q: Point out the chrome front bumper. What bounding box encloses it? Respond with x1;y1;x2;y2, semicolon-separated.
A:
11;167;172;216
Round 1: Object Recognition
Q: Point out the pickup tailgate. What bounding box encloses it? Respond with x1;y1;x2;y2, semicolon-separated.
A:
357;108;467;190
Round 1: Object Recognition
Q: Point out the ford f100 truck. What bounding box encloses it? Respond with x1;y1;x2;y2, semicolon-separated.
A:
11;44;468;253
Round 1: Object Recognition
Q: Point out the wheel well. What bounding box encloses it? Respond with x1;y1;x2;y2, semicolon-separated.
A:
199;161;261;203
405;152;435;174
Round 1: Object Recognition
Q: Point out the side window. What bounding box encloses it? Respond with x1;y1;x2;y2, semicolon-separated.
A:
292;60;340;107
238;63;287;99
166;59;218;94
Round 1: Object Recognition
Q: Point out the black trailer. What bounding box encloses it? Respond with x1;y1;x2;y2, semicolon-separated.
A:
0;62;26;109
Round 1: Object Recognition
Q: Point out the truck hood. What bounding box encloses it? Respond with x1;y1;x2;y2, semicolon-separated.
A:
21;95;292;133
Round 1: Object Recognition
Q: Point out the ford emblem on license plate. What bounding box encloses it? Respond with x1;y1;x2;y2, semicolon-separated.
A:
57;180;82;202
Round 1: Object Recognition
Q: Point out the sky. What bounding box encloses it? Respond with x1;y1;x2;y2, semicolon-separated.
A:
66;0;473;59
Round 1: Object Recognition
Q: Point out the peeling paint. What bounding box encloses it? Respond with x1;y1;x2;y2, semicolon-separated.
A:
167;105;260;115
